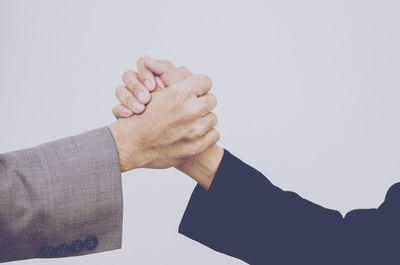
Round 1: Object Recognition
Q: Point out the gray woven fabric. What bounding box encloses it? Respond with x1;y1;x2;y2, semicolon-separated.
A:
0;127;123;262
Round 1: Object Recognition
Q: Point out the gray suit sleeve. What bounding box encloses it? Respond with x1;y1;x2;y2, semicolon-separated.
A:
0;127;123;262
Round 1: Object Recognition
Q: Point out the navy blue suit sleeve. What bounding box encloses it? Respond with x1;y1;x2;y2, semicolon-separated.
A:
179;149;400;265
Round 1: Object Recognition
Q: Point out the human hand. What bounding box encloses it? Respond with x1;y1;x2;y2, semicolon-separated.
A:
108;72;219;172
113;56;223;189
112;56;193;117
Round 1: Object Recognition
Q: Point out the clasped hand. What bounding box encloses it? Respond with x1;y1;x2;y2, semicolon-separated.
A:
108;56;224;190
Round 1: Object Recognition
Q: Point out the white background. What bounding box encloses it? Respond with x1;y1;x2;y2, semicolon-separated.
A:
1;0;400;264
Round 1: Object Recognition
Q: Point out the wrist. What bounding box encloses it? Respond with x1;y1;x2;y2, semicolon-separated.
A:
177;144;224;190
108;119;142;172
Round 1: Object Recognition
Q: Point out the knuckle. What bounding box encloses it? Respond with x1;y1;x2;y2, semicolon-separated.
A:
196;74;212;88
193;140;203;152
214;130;221;141
208;94;217;108
180;144;193;159
186;140;202;155
164;67;174;77
162;59;173;67
136;57;144;66
115;86;122;97
166;67;191;84
184;104;200;119
177;66;188;72
176;66;191;76
115;86;126;100
122;70;134;83
129;81;142;93
126;95;135;106
112;105;120;118
118;90;133;105
210;112;218;126
170;87;185;101
188;123;204;139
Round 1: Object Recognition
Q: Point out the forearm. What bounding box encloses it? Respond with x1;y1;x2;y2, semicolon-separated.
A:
0;127;123;262
176;145;224;190
179;149;344;264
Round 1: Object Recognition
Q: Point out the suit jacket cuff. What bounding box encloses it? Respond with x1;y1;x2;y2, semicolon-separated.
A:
178;149;252;260
0;127;123;262
178;149;344;264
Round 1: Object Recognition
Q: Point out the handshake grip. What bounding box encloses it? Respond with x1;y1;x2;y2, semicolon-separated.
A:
108;74;219;172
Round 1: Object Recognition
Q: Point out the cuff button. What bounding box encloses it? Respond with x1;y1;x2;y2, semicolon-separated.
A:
69;240;84;253
84;235;99;250
39;246;55;258
55;243;70;257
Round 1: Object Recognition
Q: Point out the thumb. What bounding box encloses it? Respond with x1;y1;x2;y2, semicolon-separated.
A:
142;55;175;78
143;56;194;88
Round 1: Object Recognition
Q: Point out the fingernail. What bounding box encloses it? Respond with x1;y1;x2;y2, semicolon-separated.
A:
138;91;150;103
123;108;133;116
156;78;165;88
144;79;154;90
132;102;144;113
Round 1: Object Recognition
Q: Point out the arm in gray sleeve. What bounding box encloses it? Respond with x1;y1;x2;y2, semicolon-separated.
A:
0;127;123;262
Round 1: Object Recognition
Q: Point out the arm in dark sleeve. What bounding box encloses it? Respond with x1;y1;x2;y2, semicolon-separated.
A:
179;149;398;265
0;127;123;262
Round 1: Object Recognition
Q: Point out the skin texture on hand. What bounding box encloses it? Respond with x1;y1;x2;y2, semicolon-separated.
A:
176;145;224;190
109;74;219;172
113;56;224;189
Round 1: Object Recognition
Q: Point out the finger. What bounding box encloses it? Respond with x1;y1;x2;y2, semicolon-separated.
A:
192;74;212;96
142;55;174;78
199;128;220;153
175;74;212;96
122;70;151;104
136;57;156;92
196;93;217;116
200;112;218;134
115;85;145;114
155;75;166;89
142;56;193;87
171;74;212;98
164;66;193;85
112;104;134;119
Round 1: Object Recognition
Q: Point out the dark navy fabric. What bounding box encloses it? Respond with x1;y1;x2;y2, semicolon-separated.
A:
179;149;400;265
